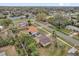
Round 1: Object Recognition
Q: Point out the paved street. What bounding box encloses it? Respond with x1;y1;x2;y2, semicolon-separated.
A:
34;21;79;46
56;31;79;46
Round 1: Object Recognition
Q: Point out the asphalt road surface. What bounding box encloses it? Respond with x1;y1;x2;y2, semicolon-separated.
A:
35;21;79;46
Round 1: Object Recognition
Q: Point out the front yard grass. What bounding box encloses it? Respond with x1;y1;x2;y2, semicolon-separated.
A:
73;35;79;40
49;39;70;56
58;28;72;35
37;38;70;56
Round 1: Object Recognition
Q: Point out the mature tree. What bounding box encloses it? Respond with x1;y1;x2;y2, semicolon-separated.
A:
25;14;29;18
0;19;13;27
52;30;58;48
0;37;15;47
0;15;7;19
35;8;48;15
27;20;32;26
51;14;69;29
10;27;19;34
36;12;47;22
47;16;54;23
52;30;56;38
16;33;38;56
77;14;79;22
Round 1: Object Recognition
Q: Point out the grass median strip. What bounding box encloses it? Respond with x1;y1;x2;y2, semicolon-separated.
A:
56;37;73;47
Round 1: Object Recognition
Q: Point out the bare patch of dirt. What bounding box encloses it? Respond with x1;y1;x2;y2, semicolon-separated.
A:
0;45;17;56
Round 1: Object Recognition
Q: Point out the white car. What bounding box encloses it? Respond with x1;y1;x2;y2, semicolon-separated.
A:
0;26;3;30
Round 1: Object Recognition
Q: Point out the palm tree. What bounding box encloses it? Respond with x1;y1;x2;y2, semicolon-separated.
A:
52;31;58;48
52;30;56;38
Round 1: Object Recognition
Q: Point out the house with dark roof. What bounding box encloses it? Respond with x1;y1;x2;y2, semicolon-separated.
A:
37;34;51;47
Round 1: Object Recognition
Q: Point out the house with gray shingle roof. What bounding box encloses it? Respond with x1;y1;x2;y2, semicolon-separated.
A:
37;34;51;47
66;25;79;32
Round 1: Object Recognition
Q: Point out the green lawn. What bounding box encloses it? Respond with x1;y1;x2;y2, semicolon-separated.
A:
38;27;49;35
13;19;27;24
73;35;79;40
48;39;70;56
58;28;72;35
37;38;70;56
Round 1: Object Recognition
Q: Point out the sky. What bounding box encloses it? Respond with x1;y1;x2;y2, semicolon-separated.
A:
0;3;79;6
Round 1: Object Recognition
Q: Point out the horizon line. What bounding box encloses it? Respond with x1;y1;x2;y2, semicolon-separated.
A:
0;3;79;6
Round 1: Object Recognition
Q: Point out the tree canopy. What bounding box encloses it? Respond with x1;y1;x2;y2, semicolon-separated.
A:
36;13;47;22
0;19;13;27
49;14;70;29
16;33;38;56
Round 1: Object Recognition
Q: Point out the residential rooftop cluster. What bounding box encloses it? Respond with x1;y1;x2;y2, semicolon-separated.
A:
0;7;79;56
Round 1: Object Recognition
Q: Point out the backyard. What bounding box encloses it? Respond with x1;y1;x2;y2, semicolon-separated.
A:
37;38;70;56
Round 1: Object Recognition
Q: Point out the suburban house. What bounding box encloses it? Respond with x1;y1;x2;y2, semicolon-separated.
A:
67;47;77;56
19;22;28;28
68;47;77;54
27;26;39;36
66;25;79;32
75;22;79;27
37;34;51;47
